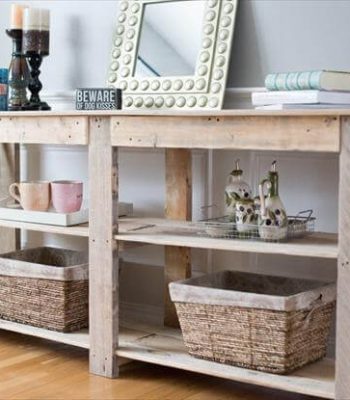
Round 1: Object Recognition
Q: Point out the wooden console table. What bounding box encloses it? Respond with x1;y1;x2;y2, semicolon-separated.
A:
0;110;348;399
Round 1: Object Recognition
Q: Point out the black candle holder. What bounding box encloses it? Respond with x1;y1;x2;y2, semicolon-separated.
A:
24;53;50;111
22;27;51;111
6;29;30;111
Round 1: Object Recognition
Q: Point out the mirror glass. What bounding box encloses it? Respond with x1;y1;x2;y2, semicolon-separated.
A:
135;1;206;78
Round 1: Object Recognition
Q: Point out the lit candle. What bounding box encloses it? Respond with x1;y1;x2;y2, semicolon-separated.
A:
10;4;27;30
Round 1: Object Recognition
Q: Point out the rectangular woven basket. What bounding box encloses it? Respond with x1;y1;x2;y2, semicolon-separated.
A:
169;271;336;374
0;246;88;332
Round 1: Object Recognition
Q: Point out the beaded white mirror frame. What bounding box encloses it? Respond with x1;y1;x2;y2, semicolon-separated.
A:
107;0;238;110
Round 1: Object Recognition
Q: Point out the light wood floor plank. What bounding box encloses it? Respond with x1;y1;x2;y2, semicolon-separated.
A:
0;331;319;400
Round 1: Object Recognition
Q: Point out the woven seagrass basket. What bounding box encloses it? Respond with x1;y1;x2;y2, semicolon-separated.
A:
169;271;336;374
0;246;88;332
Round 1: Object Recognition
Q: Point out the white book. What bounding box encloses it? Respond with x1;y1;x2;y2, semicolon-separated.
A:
255;104;350;110
252;90;350;106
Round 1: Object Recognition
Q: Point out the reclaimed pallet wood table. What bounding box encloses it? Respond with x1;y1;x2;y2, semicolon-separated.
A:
0;109;349;399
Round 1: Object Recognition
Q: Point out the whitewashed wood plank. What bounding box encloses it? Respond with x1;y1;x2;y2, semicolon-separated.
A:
0;203;132;237
111;116;340;152
115;218;338;259
0;144;17;252
116;323;334;399
0;116;88;144
335;117;350;398
0;319;89;348
89;116;119;378
0;109;347;117
115;231;337;258
165;149;192;328
0;220;89;236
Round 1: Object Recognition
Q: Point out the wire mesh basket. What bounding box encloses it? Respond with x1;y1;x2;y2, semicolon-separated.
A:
287;210;315;238
196;210;315;242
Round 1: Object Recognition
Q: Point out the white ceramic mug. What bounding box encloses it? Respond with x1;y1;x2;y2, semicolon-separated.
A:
9;181;50;211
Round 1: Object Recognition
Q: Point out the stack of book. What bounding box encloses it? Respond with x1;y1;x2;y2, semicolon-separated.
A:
0;69;8;111
252;70;350;110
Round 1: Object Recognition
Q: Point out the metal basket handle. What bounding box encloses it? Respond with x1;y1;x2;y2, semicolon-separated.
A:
289;209;313;225
296;209;313;221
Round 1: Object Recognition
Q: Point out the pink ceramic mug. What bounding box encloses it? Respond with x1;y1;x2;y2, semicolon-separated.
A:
51;181;83;213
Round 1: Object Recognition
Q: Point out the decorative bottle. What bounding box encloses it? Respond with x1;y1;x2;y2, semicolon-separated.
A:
258;161;288;241
6;29;30;111
225;159;252;220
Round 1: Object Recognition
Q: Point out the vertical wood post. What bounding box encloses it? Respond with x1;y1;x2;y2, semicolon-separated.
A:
336;117;350;399
89;117;119;378
0;144;19;252
165;149;192;327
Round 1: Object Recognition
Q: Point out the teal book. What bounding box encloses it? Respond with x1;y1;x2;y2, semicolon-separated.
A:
265;70;350;91
0;69;8;111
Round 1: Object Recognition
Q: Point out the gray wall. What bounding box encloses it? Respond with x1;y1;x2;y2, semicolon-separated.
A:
0;0;117;91
229;0;350;86
1;0;350;89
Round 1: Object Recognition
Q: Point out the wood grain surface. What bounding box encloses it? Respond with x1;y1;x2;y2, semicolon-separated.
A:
0;330;319;400
165;149;192;327
89;117;119;377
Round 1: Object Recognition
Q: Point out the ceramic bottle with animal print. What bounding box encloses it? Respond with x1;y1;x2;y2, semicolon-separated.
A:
225;160;252;220
258;161;288;241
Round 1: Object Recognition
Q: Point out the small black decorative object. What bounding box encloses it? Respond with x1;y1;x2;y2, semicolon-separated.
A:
22;8;51;111
6;29;30;111
23;53;50;111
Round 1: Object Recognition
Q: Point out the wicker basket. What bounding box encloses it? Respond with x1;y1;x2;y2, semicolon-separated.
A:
0;246;88;332
169;271;336;374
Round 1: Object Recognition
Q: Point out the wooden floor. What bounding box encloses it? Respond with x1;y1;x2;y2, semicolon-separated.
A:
0;331;320;400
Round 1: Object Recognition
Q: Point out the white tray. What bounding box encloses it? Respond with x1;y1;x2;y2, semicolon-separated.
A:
0;199;133;227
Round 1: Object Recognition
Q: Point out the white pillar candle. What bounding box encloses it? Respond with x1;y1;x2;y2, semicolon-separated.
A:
23;8;50;31
10;4;27;29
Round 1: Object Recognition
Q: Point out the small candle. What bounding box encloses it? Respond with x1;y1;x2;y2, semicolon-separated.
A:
10;4;27;30
23;8;50;55
23;8;50;31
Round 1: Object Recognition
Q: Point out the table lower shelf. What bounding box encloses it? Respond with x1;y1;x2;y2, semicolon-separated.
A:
0;318;335;399
0;318;89;348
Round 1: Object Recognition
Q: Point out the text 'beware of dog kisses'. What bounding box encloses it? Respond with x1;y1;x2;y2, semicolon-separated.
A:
76;88;122;110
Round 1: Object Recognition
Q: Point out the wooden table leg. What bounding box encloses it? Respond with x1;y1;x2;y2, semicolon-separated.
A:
89;117;119;378
0;143;19;252
336;117;350;399
164;149;192;328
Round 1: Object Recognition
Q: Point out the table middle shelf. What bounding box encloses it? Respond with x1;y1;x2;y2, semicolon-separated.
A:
0;219;89;237
0;217;338;259
116;218;338;259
